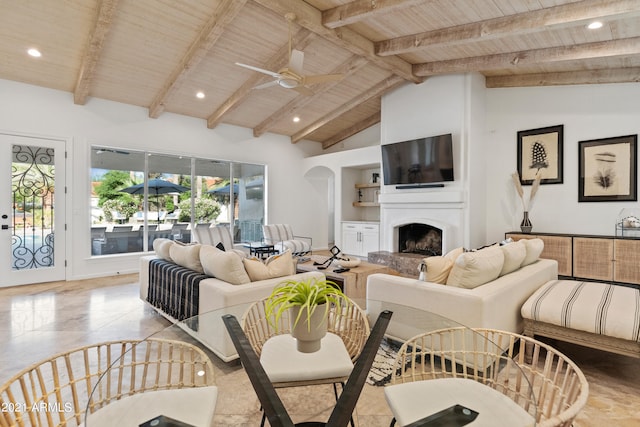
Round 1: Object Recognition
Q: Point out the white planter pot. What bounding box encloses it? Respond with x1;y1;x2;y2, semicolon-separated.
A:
290;304;328;353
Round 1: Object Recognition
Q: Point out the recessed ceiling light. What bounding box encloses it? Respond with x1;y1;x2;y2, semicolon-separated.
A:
293;116;300;123
587;21;603;30
27;48;41;58
196;91;205;99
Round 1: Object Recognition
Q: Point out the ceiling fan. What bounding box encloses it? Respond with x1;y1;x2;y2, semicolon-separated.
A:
235;13;343;96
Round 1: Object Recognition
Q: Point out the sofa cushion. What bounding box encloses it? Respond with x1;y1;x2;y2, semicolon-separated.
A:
499;240;527;276
446;246;504;289
200;245;250;285
424;247;464;284
169;243;203;273
153;238;174;261
243;250;295;282
521;238;544;266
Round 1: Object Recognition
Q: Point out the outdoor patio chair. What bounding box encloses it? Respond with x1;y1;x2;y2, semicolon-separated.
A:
262;224;312;256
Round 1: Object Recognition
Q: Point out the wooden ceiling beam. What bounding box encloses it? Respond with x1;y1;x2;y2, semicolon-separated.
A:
73;0;119;105
376;0;640;56
207;28;314;129
252;55;368;137
322;0;428;29
148;0;247;119
322;112;380;149
486;67;640;88
414;37;640;76
252;0;421;83
291;75;404;144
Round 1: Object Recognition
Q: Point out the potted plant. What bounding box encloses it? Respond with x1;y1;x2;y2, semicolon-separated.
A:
265;277;347;353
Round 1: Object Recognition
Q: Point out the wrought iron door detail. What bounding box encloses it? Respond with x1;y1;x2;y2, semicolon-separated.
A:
12;144;55;270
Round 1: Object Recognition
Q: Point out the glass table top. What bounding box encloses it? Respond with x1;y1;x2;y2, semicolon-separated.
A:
83;299;537;426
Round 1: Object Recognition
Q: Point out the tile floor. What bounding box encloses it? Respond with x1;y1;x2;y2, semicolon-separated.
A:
1;275;639;425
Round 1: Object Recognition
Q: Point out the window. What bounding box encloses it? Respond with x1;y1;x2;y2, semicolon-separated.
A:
90;147;265;256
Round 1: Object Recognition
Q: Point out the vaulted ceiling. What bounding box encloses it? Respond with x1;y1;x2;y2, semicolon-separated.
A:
2;0;639;149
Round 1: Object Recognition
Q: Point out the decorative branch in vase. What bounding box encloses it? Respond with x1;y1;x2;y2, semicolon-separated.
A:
511;172;541;233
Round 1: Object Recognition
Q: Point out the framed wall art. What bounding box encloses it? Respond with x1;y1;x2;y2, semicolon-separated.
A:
517;125;564;185
579;134;637;202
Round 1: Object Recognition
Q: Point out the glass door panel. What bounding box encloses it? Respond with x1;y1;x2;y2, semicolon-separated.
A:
0;134;66;287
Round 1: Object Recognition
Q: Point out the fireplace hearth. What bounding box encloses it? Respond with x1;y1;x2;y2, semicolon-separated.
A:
398;223;442;256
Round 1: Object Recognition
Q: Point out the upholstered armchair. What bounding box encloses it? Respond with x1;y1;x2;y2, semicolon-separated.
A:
262;223;312;256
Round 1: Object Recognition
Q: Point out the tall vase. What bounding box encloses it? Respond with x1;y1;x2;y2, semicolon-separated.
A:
290;304;328;353
520;211;533;233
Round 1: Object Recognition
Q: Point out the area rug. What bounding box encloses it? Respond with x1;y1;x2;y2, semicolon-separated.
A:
367;337;404;386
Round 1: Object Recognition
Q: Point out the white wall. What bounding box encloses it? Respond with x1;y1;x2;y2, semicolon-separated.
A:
303;146;381;249
485;83;640;243
379;74;487;249
0;79;325;280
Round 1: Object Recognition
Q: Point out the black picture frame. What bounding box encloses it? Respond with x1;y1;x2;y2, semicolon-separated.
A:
579;134;637;202
517;125;564;185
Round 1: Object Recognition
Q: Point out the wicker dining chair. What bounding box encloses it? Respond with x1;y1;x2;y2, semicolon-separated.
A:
241;294;369;426
385;327;589;427
0;338;216;427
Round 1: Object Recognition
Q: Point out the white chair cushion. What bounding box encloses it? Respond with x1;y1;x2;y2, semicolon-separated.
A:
384;378;534;427
263;224;294;244
260;333;353;383
85;386;218;427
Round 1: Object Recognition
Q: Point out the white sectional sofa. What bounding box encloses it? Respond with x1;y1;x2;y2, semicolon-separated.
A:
366;240;558;341
139;251;324;362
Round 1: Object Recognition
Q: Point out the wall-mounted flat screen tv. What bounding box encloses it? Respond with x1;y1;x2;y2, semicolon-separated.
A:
381;133;454;186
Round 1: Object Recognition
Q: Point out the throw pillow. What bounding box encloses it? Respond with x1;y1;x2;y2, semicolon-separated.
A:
200;245;250;285
424;256;453;284
243;250;295;282
424;247;464;284
446;246;504;289
521;238;544;266
152;238;174;262
169;243;203;273
499;240;527;276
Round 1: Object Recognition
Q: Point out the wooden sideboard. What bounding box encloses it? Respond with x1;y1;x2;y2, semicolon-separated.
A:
505;232;640;286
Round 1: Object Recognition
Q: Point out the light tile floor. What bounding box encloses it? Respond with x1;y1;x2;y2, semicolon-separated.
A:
1;275;639;425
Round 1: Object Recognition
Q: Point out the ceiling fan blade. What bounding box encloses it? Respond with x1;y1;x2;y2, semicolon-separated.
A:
293;86;314;96
235;62;281;79
253;80;280;90
302;73;344;85
289;49;304;75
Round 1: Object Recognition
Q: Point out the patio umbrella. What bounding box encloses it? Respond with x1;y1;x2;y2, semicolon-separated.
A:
120;178;190;220
120;178;190;196
208;183;238;195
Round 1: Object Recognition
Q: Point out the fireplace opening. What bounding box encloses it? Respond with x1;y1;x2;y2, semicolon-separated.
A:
398;223;442;256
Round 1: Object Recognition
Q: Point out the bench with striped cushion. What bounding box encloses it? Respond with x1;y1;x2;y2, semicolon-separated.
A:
521;279;640;358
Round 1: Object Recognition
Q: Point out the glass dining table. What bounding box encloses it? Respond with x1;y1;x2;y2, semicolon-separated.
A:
83;299;537;426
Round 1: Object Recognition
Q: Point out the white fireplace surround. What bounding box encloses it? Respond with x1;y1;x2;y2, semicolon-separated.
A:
379;189;466;254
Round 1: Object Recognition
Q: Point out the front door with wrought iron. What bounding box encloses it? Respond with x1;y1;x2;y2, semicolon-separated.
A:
0;133;66;287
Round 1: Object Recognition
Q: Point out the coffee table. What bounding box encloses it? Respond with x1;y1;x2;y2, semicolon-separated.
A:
296;256;394;299
243;241;278;259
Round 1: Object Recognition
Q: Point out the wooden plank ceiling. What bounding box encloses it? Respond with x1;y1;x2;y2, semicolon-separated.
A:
1;0;639;148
